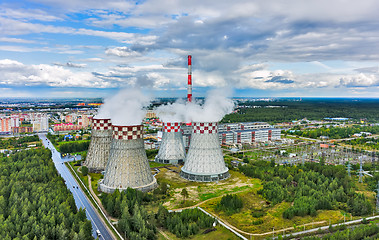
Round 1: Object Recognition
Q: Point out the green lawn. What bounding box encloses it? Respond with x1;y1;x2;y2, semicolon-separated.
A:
149;161;169;168
158;225;240;240
201;189;363;237
158;169;261;210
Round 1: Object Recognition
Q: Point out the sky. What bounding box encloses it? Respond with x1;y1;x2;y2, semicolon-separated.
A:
1;0;379;98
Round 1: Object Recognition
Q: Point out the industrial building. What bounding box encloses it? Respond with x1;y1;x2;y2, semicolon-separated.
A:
99;125;157;193
155;122;186;164
84;118;112;173
218;122;271;131
180;122;229;182
219;128;281;144
181;122;280;147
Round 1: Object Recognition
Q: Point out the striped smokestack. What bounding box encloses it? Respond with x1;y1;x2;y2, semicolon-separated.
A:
187;55;192;102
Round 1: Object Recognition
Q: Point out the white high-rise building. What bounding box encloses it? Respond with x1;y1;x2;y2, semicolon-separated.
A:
32;114;49;132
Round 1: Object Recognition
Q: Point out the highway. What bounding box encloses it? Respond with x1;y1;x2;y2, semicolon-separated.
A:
38;134;114;240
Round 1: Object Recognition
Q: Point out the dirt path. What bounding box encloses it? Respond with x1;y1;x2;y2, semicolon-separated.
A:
158;229;172;240
171;187;327;237
87;175;118;222
203;208;327;237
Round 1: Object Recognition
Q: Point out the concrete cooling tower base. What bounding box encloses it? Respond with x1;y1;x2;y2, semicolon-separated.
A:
155;122;186;164
99;178;157;193
84;118;112;173
180;170;229;182
99;125;157;193
180;122;230;182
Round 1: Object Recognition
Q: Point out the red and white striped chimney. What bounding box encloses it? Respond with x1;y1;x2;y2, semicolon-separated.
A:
187;55;192;103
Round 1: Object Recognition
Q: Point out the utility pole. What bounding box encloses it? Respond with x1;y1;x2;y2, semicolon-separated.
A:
376;181;379;213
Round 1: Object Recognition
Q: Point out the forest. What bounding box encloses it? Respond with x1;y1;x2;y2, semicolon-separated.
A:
222;99;379;123
343;137;379;151
101;188;157;240
156;207;214;238
46;132;89;146
239;160;373;219
0;135;40;149
287;125;379;139
45;133;90;153
216;194;243;215
58;141;90;154
302;222;379;240
101;185;216;239
0;148;93;240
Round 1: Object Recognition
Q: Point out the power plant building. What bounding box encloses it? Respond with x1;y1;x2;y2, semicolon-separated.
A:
218;122;271;131
180;122;229;182
155;122;186;164
84;118;112;173
99;125;157;193
219;128;281;144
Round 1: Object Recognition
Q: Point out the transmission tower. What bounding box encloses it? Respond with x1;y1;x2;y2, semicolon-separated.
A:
358;157;364;183
372;152;376;170
347;162;351;177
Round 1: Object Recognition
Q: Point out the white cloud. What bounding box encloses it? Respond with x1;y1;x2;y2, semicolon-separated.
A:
105;47;142;57
2;0;379;97
339;73;379;87
0;59;109;88
0;7;63;21
0;37;36;44
53;62;87;68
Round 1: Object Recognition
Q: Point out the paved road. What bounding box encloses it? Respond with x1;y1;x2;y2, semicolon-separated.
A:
280;215;379;239
38;134;114;240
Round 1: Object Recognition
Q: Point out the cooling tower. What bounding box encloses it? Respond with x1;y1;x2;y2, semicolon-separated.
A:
99;125;157;193
180;122;230;182
155;122;186;164
84;118;112;173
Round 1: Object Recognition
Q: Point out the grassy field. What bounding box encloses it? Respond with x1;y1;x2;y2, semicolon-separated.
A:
158;225;240;240
149;161;168;168
156;168;262;210
89;172;103;196
200;188;369;238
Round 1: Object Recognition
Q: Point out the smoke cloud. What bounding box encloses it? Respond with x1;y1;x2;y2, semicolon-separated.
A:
187;88;235;122
155;88;234;123
96;88;151;126
155;99;187;123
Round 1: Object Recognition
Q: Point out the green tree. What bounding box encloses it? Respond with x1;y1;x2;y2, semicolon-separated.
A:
81;166;88;176
181;188;189;202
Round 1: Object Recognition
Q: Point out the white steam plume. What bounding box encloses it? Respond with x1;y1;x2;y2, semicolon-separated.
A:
155;99;187;123
95;102;111;120
155;88;234;123
186;88;235;122
95;88;151;126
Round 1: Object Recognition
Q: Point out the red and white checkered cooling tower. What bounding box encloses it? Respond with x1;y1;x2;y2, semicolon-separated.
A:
84;118;112;173
180;122;230;182
155;122;186;164
99;125;157;193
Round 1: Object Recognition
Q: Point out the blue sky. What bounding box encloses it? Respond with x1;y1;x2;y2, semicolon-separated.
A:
1;0;379;98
